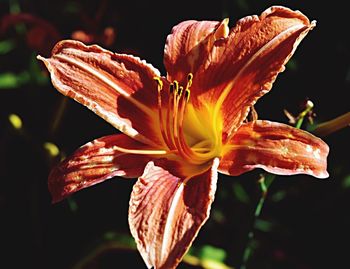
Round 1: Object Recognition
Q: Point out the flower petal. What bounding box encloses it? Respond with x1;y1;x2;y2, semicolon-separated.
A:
219;120;329;178
164;19;228;84
49;134;154;203
38;40;165;146
191;6;315;139
129;158;219;269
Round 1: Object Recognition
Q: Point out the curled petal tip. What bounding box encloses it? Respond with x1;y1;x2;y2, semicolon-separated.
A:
215;18;230;39
223;17;229;24
37;55;45;61
319;171;329;179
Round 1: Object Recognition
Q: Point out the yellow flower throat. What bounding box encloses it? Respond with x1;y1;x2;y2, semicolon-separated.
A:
113;74;224;172
154;74;223;165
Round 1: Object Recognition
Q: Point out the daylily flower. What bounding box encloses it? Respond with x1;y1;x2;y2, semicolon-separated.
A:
38;6;329;269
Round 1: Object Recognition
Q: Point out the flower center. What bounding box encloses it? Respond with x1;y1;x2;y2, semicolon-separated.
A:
154;74;223;165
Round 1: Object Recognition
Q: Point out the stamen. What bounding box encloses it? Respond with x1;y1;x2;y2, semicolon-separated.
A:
153;77;163;90
174;81;207;164
112;145;168;155
185;89;190;102
154;77;171;148
154;73;217;164
164;82;177;149
173;81;179;94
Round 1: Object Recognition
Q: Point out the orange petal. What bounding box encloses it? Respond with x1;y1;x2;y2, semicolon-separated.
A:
164;19;227;85
49;134;154;203
191;6;315;139
129;158;219;269
219;120;329;178
38;40;165;146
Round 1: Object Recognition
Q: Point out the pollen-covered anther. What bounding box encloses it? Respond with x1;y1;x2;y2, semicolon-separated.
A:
186;73;193;88
178;86;184;97
153;76;163;91
173;80;179;94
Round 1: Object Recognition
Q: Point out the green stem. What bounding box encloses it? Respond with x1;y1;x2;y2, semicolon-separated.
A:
295;100;314;129
50;96;68;135
240;103;311;269
240;174;275;269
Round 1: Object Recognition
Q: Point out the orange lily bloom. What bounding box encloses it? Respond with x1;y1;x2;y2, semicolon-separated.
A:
38;6;329;269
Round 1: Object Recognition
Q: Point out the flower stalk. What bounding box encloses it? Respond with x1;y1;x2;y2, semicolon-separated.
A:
313;111;350;137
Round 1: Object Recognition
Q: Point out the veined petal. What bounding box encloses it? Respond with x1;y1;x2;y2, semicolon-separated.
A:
49;134;155;203
38;40;165;146
191;6;315;139
129;158;219;269
164;20;227;84
219;120;329;178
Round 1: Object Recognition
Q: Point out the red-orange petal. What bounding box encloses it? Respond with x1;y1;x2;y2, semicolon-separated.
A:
219;120;329;178
164;20;225;85
191;6;315;139
38;40;165;146
49;134;153;203
129;158;219;269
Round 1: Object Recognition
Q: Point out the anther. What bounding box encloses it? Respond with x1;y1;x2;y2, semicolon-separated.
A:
173;81;179;93
169;83;174;94
153;77;163;91
178;86;184;97
187;73;193;88
185;89;191;102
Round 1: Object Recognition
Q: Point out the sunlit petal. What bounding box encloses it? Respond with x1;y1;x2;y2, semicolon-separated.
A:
49;134;155;203
219;120;329;178
164;20;228;84
38;40;165;146
191;6;315;139
129;158;219;269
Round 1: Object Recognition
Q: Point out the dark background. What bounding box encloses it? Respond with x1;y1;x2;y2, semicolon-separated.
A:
1;0;349;269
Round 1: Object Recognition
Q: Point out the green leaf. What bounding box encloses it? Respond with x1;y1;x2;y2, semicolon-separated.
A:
67;197;78;212
199;245;227;263
271;190;287;202
0;40;16;54
264;174;276;188
103;232;136;248
286;58;298;71
0;72;30;89
232;182;250;203
212;209;226;224
342;174;350;189
254;219;274;232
